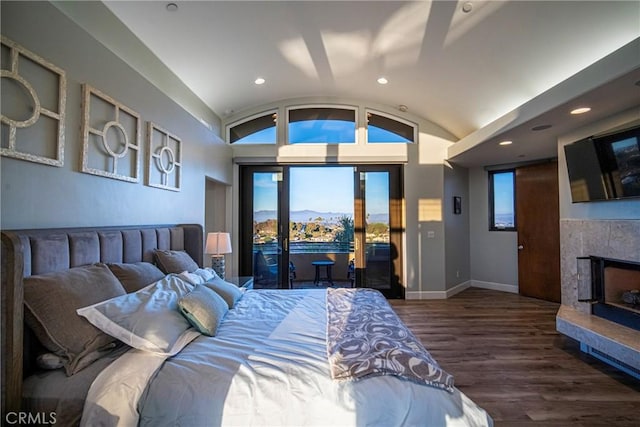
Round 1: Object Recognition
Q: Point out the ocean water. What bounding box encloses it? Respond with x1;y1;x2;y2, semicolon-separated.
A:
494;213;515;228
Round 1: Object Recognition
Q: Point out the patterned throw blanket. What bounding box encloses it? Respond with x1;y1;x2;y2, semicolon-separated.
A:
326;288;454;393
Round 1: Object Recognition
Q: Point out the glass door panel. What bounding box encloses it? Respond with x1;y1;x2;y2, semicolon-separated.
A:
354;165;403;298
363;172;391;289
240;166;289;289
289;166;354;286
240;164;401;296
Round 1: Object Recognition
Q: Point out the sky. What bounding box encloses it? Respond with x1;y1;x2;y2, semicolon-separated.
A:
254;166;389;215
234;121;410;144
493;171;514;216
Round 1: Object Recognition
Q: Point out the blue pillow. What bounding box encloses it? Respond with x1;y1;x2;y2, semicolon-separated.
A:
178;284;229;336
203;277;244;309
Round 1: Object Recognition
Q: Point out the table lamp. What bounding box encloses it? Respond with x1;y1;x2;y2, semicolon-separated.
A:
205;232;232;279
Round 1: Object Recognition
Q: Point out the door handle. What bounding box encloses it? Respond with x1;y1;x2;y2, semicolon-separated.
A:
518;244;524;250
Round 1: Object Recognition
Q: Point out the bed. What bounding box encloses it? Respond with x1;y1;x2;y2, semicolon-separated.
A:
1;224;493;426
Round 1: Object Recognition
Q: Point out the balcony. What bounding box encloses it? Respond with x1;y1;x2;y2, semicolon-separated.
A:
252;241;390;288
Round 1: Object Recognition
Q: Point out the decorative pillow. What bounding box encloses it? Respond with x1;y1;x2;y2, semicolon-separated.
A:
178;284;229;336
23;263;127;376
77;275;198;355
202;277;244;309
107;262;166;293
154;250;199;274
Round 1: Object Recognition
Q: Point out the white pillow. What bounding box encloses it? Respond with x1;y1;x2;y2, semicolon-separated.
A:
192;268;218;281
77;275;199;355
178;271;205;285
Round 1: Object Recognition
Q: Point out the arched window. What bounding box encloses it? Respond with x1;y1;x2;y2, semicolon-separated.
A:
367;111;415;143
228;111;277;144
287;106;356;144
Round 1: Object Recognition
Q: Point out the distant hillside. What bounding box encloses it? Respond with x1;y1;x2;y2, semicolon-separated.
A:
254;210;388;224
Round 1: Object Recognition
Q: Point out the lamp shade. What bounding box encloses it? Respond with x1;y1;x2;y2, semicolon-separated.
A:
205;232;232;255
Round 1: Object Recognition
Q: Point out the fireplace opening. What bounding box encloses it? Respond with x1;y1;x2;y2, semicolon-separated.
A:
579;256;640;332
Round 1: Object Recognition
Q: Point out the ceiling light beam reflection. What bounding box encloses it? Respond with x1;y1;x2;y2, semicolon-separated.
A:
444;0;506;47
419;199;442;222
371;1;431;68
321;30;370;77
279;38;320;79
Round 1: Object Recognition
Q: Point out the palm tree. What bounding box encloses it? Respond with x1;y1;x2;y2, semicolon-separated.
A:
334;215;354;249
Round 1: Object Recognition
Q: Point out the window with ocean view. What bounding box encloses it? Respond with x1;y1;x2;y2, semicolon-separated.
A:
489;170;515;231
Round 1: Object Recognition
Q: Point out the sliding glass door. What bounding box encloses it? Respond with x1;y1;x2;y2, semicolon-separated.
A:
240;166;289;289
353;165;403;298
240;164;403;297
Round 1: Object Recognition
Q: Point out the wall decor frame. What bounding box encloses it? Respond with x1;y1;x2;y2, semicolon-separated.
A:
0;36;66;167
146;121;182;192
80;84;141;182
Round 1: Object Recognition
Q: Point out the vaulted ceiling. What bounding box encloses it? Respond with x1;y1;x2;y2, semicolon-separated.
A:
73;1;640;166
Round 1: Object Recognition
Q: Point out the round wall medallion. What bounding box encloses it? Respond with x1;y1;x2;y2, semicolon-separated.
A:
101;121;130;159
0;70;41;128
156;145;176;174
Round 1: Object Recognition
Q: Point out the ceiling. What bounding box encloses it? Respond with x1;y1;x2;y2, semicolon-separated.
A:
97;1;639;167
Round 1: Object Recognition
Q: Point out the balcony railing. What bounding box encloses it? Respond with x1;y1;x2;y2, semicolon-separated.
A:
252;241;390;286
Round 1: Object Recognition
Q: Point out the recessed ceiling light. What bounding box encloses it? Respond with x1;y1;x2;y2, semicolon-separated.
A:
377;77;388;85
254;77;266;85
570;107;591;115
462;2;473;13
499;140;513;146
531;124;552;131
166;3;178;12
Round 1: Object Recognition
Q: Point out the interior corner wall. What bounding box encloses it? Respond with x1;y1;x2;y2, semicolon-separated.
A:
468;167;519;289
403;135;453;298
1;1;232;230
444;163;470;290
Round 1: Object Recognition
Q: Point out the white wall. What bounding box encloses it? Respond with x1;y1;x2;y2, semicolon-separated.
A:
1;1;232;230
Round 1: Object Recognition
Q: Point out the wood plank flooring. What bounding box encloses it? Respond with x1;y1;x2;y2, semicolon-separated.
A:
389;288;640;426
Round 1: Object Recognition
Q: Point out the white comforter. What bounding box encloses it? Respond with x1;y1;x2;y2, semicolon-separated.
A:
82;289;492;426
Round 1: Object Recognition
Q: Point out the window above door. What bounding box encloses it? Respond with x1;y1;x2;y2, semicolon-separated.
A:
225;101;417;145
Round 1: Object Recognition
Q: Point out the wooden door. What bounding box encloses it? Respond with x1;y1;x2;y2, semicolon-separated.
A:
516;162;561;302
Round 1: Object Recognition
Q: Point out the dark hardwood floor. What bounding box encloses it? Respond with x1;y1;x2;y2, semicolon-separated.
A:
389;288;640;427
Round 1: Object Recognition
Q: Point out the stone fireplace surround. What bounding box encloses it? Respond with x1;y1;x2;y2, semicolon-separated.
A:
557;219;640;378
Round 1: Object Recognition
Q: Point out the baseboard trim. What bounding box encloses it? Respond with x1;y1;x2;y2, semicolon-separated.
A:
406;281;471;300
471;280;518;294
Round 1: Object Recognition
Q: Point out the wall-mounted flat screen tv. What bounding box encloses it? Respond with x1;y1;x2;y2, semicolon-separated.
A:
564;125;640;203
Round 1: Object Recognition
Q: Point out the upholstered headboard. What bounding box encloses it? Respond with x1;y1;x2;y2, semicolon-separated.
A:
0;224;203;417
